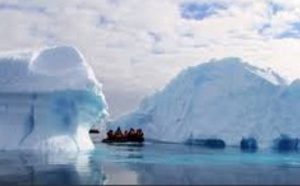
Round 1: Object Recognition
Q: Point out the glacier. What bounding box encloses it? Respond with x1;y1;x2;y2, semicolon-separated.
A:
111;57;300;149
0;45;108;152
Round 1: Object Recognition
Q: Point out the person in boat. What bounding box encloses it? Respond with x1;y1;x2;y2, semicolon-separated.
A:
123;130;129;141
128;128;136;141
114;127;123;141
136;128;144;138
106;129;115;140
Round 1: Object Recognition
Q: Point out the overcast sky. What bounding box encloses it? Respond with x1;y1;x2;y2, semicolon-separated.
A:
1;0;300;118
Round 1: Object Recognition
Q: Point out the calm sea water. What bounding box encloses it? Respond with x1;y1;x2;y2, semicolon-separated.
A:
1;142;300;185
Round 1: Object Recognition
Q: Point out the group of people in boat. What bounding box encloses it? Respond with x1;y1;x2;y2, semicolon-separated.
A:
103;127;144;143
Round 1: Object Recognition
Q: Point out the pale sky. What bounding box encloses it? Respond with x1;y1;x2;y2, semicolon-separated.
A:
1;0;300;118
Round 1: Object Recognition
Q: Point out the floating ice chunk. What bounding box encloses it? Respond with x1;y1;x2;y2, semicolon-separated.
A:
0;45;108;152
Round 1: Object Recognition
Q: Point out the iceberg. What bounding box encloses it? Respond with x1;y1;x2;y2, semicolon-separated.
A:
111;57;300;149
0;45;108;152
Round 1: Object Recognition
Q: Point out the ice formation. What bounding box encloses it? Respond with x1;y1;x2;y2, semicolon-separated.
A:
0;45;108;152
112;57;300;148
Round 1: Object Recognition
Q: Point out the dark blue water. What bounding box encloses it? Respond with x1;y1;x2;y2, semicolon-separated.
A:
1;142;300;185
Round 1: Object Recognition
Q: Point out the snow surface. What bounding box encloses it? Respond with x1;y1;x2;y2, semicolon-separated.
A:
0;45;108;152
111;57;300;148
0;46;99;92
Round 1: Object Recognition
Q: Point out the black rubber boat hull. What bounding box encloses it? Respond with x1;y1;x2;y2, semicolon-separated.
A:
102;138;144;143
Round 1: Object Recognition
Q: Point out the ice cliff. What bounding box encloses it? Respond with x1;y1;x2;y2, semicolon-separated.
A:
0;45;108;152
112;57;300;148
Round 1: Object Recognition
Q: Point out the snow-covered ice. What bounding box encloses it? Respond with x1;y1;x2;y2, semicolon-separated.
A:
111;57;300;148
0;45;108;152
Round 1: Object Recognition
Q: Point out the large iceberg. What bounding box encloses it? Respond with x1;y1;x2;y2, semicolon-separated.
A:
0;45;108;152
111;57;300;148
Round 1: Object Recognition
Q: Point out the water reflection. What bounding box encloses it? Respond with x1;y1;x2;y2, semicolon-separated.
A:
0;150;106;185
101;143;300;185
123;161;300;185
0;143;300;185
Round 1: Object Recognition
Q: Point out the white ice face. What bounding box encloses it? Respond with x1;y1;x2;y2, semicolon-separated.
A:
0;45;108;152
112;57;300;149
